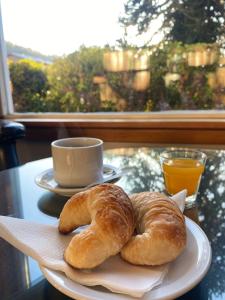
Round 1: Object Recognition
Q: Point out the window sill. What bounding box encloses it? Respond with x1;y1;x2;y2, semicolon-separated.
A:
3;113;225;145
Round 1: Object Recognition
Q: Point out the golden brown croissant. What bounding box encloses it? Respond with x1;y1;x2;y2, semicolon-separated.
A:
59;183;135;269
121;192;186;266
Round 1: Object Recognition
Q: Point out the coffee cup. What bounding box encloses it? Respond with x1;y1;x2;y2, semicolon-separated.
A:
51;137;104;187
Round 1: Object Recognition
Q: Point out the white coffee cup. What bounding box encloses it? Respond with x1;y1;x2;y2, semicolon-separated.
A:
51;137;103;187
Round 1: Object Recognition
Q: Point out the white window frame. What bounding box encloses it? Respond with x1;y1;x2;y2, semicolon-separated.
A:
0;3;14;116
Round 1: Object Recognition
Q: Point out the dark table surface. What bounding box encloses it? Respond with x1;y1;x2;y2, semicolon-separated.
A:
0;146;224;300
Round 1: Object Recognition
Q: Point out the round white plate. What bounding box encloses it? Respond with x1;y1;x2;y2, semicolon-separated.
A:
35;164;120;197
40;218;212;300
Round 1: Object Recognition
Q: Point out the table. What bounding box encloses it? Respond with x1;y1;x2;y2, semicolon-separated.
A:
0;146;224;300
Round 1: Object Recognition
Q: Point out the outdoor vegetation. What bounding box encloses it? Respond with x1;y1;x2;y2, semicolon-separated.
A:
8;0;225;113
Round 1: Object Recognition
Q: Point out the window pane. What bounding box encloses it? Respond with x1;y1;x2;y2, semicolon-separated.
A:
1;0;225;113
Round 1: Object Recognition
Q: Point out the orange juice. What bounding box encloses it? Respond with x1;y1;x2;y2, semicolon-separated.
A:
162;158;205;196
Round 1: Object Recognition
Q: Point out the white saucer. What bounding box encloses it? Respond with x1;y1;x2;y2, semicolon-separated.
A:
35;164;120;197
40;217;212;300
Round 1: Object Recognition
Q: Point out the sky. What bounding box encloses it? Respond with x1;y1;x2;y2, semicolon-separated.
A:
1;0;126;56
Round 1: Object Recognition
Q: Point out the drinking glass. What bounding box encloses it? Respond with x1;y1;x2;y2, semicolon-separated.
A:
159;149;207;208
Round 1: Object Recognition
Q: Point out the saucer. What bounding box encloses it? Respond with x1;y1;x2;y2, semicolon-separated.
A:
35;164;120;197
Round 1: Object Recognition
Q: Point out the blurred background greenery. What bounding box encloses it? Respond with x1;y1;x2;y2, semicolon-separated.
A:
7;0;225;113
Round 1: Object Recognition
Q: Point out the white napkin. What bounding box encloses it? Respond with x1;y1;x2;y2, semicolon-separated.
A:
0;190;186;298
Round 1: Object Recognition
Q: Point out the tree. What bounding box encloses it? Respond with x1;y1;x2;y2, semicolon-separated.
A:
120;0;225;45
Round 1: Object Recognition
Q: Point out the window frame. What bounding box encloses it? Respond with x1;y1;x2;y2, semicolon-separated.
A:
0;4;13;116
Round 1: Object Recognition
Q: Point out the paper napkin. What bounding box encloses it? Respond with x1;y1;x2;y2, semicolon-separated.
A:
0;190;186;298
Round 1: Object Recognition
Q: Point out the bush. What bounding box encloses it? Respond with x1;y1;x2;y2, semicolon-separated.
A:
9;59;49;112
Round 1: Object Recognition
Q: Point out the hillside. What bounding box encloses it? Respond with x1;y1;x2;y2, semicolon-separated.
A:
6;41;58;64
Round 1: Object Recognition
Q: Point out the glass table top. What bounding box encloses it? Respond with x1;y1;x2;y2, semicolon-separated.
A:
0;146;225;300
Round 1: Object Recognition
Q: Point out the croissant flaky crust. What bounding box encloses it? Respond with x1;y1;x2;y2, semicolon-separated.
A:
59;183;135;269
121;192;186;266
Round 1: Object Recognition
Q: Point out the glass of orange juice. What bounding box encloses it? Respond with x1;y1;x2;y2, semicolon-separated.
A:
160;149;207;208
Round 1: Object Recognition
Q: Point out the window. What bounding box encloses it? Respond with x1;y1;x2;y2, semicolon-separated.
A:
1;0;225;116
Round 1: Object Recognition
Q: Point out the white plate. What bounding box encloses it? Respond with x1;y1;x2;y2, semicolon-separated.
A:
35;164;120;197
40;218;212;300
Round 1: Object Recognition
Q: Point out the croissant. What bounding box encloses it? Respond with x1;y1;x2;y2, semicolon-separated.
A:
121;192;186;266
59;183;135;269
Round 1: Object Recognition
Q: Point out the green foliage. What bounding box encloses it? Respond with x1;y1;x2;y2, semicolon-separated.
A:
170;1;225;44
155;43;214;110
100;100;117;112
166;83;182;108
106;71;150;111
120;0;225;45
9;59;49;112
149;42;214;110
46;46;104;112
148;46;168;110
180;68;214;109
9;43;216;113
